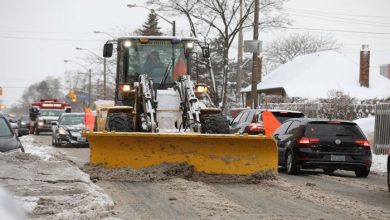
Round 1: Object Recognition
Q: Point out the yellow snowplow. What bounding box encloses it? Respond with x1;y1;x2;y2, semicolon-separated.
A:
86;36;278;176
84;131;277;175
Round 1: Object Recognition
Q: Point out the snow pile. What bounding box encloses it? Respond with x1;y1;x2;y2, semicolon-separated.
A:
243;50;390;99
354;116;388;173
0;146;115;219
19;136;59;161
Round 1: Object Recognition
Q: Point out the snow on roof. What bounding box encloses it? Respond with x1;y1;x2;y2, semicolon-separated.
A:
242;50;390;99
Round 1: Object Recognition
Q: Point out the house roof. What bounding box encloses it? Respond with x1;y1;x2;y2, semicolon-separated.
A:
242;50;390;99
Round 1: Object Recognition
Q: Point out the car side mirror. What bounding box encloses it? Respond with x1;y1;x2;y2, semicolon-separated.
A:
103;43;113;58
51;121;58;126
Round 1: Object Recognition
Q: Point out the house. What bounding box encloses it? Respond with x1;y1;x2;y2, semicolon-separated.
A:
241;50;390;107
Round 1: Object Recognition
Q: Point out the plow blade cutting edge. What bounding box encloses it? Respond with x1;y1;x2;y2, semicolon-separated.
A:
84;132;278;175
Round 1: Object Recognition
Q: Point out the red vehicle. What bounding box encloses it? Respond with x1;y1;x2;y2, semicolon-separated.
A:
29;99;71;135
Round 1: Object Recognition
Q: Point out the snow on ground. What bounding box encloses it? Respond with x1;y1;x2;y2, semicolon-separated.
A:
0;136;115;219
354;116;388;173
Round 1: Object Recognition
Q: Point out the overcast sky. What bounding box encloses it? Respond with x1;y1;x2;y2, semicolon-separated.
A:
1;0;389;108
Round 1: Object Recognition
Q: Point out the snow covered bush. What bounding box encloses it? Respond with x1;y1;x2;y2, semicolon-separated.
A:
320;90;356;120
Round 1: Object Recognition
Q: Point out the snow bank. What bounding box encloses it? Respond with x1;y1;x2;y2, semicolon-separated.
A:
354;116;387;173
19;136;59;161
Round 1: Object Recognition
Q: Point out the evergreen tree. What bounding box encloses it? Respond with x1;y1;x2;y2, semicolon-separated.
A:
136;10;163;36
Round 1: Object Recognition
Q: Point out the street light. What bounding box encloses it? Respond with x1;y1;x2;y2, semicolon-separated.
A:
64;59;92;108
75;47;107;100
92;30;116;39
127;4;176;36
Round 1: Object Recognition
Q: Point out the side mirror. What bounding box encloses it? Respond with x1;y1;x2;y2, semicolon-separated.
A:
103;43;113;58
201;46;210;58
51;121;58;126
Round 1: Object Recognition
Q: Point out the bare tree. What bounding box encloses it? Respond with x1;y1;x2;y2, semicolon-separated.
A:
265;33;342;67
147;0;289;110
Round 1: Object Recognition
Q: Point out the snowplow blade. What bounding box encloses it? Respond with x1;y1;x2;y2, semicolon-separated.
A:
84;132;278;175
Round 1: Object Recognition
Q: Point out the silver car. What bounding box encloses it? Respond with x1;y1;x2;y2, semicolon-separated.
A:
52;113;88;147
0;113;25;152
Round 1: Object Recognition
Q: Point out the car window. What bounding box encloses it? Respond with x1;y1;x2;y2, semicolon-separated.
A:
231;112;243;125
238;112;249;123
60;116;85;126
305;122;365;138
274;121;293;135
246;111;255;123
286;121;301;135
272;112;305;123
0;118;13;137
40;110;63;117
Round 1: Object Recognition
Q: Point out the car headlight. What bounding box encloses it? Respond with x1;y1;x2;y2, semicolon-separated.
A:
58;127;66;135
21;122;26;125
38;121;44;126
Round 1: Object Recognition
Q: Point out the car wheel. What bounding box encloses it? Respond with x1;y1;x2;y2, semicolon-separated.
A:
323;168;335;174
286;150;300;175
355;168;370;177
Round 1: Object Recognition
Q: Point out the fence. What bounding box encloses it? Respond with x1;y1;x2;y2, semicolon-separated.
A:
258;103;376;120
374;103;390;155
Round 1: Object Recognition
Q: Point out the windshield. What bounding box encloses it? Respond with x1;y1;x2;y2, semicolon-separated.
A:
127;40;188;85
60;115;85;126
0;118;12;137
40;110;63;117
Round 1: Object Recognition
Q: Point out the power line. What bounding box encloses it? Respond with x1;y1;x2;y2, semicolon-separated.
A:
289;12;390;28
287;7;390;19
281;27;390;36
0;35;101;42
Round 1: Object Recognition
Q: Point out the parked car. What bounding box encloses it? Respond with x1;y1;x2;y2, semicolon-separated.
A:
4;113;19;135
0;113;26;152
273;118;372;177
17;115;30;136
52;113;88;147
229;109;304;135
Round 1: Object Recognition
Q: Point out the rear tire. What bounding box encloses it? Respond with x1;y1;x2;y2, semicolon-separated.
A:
106;113;134;132
355;168;370;177
286;150;300;175
200;114;229;134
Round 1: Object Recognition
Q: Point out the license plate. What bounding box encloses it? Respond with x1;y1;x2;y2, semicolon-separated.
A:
77;137;86;142
331;155;345;161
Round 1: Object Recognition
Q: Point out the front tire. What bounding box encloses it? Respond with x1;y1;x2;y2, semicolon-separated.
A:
286;150;300;175
355;168;370;177
106;112;134;132
200;114;229;134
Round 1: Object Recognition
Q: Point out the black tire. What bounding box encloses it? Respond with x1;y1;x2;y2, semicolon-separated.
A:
200;114;230;134
323;168;335;174
106;112;134;132
355;168;370;177
285;150;300;175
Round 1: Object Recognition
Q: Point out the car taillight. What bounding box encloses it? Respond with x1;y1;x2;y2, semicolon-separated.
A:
249;123;264;132
355;139;370;149
298;137;320;146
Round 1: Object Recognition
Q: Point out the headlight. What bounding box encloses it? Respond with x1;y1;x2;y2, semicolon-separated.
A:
119;84;132;93
186;42;194;50
124;40;132;47
38;121;44;126
195;84;208;94
58;127;66;135
21;122;26;125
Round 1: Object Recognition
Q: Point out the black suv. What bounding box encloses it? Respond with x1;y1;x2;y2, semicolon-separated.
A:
274;118;372;177
229;109;304;135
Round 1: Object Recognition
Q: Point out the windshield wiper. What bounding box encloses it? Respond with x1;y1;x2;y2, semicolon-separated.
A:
159;59;174;89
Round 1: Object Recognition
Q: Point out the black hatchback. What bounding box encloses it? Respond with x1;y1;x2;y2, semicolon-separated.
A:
274;118;372;177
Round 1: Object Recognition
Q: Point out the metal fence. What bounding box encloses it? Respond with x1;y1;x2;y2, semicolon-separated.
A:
374;103;390;155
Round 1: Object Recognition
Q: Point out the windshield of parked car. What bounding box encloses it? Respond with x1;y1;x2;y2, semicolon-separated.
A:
0;118;13;137
305;122;365;138
40;110;63;117
60;115;85;126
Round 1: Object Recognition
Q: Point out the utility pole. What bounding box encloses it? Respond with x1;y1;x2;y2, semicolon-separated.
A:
88;69;92;108
251;0;260;108
236;0;244;104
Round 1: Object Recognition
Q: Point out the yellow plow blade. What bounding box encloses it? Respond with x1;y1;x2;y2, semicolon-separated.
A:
84;132;278;175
